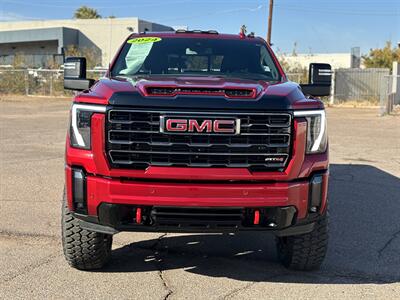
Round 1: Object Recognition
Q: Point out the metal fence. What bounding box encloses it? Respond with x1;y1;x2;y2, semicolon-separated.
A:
0;68;398;114
333;68;390;103
0;69;107;96
0;70;306;97
0;54;64;69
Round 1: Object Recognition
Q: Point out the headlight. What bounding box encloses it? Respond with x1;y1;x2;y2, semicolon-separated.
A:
294;110;327;154
70;104;106;149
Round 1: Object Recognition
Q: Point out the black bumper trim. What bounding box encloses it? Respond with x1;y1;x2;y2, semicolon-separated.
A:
73;211;320;236
78;218;119;235
274;222;315;237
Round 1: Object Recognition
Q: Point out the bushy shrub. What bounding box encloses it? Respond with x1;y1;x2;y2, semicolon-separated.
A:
0;70;27;94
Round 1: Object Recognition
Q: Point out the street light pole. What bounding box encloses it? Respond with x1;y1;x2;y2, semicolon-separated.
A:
267;0;274;45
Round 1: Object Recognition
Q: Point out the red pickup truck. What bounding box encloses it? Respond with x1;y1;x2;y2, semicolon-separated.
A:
62;30;331;271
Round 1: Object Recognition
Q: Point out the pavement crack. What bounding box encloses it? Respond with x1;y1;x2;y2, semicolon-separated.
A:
318;270;393;283
158;268;173;300
152;233;174;300
221;282;256;299
1;254;59;285
220;273;295;299
2;156;62;165
378;229;400;257
0;199;51;203
0;230;58;241
342;157;377;163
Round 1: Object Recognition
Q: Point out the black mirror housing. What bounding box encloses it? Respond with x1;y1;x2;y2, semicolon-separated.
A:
64;57;94;91
64;78;95;91
64;57;86;79
300;63;332;97
309;63;332;85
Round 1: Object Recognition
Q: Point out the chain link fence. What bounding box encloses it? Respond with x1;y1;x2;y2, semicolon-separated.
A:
0;54;64;69
1;68;398;115
0;69;107;97
0;70;308;96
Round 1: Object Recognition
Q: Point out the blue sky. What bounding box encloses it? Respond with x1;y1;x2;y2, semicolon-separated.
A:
1;0;399;54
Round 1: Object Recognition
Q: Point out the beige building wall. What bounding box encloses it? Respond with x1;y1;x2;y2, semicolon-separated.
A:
279;53;352;70
0;18;169;66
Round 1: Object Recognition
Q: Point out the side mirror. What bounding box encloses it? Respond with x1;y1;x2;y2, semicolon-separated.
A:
300;63;332;97
64;57;94;91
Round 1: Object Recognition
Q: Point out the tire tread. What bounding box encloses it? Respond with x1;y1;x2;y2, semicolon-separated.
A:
276;212;329;271
61;191;112;270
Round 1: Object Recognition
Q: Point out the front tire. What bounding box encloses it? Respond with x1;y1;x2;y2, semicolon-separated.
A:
276;212;328;271
61;191;112;270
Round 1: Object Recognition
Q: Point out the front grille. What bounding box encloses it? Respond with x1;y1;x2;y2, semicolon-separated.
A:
106;109;292;171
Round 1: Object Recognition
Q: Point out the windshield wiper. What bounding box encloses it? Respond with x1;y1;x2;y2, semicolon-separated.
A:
221;72;276;81
113;73;151;80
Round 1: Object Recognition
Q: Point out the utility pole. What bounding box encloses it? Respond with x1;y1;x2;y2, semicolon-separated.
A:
267;0;274;45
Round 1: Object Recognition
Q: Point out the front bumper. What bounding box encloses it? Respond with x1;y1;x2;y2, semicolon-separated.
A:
66;165;328;235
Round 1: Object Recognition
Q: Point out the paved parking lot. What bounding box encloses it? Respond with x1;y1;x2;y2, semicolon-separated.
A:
0;98;399;299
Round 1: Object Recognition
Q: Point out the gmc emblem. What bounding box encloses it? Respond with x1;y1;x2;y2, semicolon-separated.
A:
160;117;240;134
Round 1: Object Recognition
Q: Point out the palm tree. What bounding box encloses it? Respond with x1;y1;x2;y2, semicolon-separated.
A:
74;6;101;19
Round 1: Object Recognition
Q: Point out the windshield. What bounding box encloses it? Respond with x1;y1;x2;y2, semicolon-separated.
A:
111;37;282;81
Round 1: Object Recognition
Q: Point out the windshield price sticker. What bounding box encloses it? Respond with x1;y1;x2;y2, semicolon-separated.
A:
127;37;162;44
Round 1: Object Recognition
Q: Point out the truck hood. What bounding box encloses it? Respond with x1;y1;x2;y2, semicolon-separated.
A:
75;76;324;110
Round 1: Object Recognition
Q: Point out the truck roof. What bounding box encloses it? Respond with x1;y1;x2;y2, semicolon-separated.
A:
128;30;264;42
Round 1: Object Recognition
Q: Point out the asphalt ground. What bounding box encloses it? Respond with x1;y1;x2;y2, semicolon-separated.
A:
0;98;399;299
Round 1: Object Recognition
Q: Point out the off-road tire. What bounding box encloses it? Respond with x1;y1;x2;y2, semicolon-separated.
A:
62;191;112;270
276;212;328;271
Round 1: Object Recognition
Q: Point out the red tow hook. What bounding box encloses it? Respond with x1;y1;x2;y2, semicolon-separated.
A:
253;210;260;225
136;208;142;224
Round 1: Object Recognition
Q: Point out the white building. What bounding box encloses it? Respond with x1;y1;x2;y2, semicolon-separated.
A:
279;53;352;70
0;18;174;67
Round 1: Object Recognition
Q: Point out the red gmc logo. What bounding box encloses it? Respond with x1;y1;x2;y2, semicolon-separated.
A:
161;117;239;134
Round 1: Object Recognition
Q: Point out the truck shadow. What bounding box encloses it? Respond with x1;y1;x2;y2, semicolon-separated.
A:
98;164;400;284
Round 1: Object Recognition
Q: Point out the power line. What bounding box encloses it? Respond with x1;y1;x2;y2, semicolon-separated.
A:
274;5;400;16
3;0;397;15
155;4;265;23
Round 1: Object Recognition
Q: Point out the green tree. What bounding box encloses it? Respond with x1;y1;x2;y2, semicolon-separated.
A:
363;41;400;70
73;6;101;19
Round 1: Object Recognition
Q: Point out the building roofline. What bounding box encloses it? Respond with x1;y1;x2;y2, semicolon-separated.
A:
0;17;140;25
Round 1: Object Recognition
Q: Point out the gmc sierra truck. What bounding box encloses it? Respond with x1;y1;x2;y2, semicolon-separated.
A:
62;30;331;271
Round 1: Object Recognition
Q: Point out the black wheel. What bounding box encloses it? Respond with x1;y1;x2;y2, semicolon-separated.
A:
276;212;328;271
61;190;112;270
